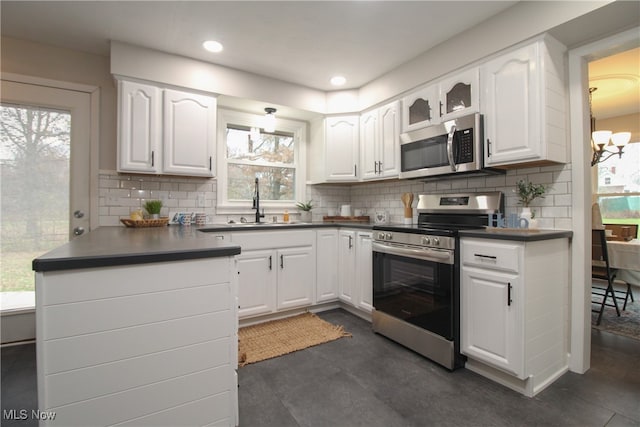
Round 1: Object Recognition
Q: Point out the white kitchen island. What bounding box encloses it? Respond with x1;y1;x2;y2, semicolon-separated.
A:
32;226;241;427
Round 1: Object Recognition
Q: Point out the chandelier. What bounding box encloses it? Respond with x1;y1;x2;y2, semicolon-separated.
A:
589;87;630;167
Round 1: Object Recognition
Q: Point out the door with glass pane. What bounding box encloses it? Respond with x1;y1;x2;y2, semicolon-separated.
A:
0;80;91;339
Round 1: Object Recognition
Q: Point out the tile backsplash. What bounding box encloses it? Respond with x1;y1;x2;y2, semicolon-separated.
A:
99;163;571;229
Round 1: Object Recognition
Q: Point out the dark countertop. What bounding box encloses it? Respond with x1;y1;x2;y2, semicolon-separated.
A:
459;228;573;241
197;221;374;232
33;226;241;272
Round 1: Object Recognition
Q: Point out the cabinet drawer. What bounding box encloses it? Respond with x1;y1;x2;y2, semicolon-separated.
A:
232;230;315;250
461;239;521;273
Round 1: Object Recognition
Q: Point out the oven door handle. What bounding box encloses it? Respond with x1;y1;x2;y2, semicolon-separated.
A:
372;242;454;264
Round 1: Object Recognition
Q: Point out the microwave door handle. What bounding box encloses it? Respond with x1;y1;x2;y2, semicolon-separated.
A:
446;124;457;172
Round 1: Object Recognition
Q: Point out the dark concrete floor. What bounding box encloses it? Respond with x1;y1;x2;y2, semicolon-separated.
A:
2;309;640;426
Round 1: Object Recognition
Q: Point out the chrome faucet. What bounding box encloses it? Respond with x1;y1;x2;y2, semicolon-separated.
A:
253;177;265;223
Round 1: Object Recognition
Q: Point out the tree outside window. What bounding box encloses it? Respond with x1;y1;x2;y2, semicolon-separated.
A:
226;127;295;201
1;104;71;294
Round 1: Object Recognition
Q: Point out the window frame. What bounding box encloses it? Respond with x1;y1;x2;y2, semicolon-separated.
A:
592;141;640;225
216;108;307;214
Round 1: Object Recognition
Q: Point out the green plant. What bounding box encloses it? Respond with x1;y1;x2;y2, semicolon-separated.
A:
143;199;163;215
516;180;546;207
295;200;313;211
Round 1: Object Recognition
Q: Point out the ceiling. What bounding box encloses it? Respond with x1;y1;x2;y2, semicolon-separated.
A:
588;47;640;120
0;1;518;91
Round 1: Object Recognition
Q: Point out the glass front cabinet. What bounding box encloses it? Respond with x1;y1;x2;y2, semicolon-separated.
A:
402;67;479;132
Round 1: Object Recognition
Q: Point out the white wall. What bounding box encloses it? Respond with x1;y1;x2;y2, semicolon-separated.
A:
1;36;117;171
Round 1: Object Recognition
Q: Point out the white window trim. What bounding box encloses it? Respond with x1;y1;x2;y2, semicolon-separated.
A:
216;108;307;214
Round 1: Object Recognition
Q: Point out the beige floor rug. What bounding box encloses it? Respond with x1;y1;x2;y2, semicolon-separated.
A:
238;312;351;367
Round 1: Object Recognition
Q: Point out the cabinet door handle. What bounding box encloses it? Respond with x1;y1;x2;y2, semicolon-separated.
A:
354;164;357;177
507;282;512;306
439;101;443;117
474;253;497;260
151;151;155;167
348;235;353;249
269;255;272;270
378;161;382;174
374;161;378;174
209;156;212;171
280;254;284;269
487;139;492;157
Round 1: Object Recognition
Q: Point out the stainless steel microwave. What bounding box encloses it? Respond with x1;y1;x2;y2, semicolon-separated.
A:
399;113;503;180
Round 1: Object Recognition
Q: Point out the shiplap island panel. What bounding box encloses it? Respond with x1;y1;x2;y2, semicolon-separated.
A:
33;227;241;427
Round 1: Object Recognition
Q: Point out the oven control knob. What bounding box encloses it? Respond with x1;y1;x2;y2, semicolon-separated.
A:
432;237;440;246
385;233;393;241
422;236;431;245
378;232;386;240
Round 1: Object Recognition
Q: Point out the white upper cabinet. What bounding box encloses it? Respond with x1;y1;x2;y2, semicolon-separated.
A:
401;68;478;132
360;109;378;180
438;67;480;121
163;89;216;177
117;80;161;173
309;115;360;183
481;36;567;167
402;84;439;132
117;78;217;177
360;100;401;181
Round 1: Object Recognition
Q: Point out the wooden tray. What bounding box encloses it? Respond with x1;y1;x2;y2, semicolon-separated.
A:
120;217;169;228
322;216;370;223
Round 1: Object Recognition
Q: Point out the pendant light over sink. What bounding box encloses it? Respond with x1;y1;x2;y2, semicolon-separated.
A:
263;107;277;133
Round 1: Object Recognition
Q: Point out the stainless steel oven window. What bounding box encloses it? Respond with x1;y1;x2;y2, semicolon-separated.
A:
373;251;454;340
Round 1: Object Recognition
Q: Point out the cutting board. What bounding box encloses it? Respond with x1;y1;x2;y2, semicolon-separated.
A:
323;216;370;223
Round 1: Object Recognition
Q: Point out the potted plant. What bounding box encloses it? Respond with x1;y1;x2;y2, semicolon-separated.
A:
143;199;163;219
515;180;546;225
295;200;313;222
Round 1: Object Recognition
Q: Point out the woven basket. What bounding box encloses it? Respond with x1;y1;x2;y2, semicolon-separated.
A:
120;217;169;228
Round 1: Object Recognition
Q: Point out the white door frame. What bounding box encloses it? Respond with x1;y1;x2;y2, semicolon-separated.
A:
567;27;640;374
0;73;99;343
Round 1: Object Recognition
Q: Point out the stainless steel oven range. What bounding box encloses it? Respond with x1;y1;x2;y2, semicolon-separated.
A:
372;192;503;370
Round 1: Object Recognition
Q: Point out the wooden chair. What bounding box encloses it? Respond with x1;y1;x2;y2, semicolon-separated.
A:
591;229;620;325
603;223;638;241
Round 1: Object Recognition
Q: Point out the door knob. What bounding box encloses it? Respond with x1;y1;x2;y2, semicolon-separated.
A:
73;227;85;236
73;210;85;218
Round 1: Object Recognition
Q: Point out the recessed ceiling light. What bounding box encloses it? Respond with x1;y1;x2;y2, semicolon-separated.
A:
202;40;223;53
330;75;346;86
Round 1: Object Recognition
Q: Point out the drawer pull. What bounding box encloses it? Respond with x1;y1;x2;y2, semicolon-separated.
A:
474;253;497;260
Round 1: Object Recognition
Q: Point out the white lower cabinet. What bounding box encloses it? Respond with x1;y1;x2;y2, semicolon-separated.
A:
236;249;277;318
316;229;339;303
232;230;316;319
355;231;373;312
338;230;356;304
460;236;569;397
338;229;373;313
233;227;372;320
277;246;315;310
